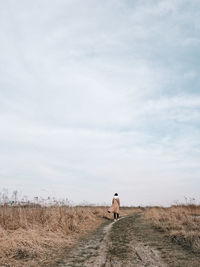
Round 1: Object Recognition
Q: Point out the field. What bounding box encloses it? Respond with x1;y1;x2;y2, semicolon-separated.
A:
0;202;138;266
1;200;200;266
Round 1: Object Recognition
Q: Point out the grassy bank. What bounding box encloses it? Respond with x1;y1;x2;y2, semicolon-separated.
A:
144;205;200;253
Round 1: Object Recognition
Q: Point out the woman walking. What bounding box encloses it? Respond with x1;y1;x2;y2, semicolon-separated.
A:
112;193;120;222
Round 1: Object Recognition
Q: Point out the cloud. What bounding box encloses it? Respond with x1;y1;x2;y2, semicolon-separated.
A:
0;0;200;205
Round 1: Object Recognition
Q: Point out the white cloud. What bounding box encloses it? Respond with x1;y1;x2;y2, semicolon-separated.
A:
0;0;200;205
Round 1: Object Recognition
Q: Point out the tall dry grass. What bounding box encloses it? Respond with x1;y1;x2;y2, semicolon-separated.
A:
0;193;138;267
144;205;200;252
0;203;109;266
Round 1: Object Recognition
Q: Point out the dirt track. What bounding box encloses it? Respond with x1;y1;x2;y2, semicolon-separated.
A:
56;213;200;267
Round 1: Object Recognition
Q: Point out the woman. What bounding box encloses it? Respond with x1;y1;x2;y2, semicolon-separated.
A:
112;193;120;221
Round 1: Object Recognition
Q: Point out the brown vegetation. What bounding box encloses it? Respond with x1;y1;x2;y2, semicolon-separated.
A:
144;204;200;253
0;202;137;266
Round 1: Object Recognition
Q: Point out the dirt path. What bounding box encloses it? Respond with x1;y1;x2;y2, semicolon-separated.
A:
57;213;200;267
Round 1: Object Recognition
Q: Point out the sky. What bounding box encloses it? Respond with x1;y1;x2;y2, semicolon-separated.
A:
0;0;200;206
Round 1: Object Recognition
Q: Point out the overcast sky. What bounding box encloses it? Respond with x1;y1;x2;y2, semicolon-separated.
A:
0;0;200;206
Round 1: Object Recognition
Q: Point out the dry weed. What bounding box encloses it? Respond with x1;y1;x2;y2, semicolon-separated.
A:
0;204;106;266
144;205;200;252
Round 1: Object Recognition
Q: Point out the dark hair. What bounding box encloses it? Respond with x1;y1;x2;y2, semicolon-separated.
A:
114;193;118;196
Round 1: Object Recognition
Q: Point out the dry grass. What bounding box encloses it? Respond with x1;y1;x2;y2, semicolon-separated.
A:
144;205;200;252
0;204;107;266
0;203;138;266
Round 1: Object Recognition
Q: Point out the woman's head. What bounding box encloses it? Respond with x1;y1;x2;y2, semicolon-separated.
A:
114;193;118;196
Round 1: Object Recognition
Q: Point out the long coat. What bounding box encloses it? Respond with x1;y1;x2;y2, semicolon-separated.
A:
112;197;120;213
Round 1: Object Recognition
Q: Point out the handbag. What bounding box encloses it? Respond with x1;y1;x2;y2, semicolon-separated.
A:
107;205;114;213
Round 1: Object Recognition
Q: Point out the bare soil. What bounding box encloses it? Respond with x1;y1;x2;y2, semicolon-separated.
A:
56;213;200;267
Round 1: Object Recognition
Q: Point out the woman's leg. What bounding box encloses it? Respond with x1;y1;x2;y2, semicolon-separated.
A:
114;212;117;220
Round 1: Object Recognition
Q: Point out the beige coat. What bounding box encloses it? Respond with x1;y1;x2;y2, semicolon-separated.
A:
112;197;120;213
